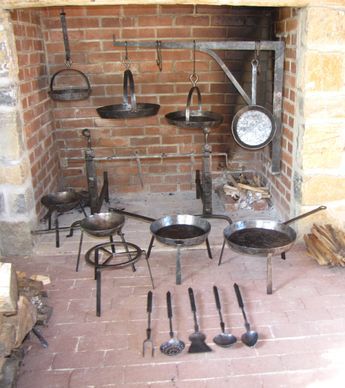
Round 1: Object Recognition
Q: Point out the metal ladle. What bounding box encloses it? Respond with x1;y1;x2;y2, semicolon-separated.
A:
160;291;185;356
233;283;258;347
213;285;237;347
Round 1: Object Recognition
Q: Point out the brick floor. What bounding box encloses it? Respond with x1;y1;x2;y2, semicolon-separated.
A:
5;193;345;387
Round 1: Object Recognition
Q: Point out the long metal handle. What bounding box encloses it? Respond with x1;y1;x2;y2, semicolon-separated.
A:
188;287;199;332
234;283;244;308
234;283;249;329
213;285;221;311
167;291;174;338
283;206;327;226
213;285;225;333
251;59;258;105
188;287;196;313
109;207;154;223
147;291;153;313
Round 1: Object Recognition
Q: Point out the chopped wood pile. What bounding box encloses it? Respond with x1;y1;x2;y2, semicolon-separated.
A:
221;172;271;211
304;224;345;266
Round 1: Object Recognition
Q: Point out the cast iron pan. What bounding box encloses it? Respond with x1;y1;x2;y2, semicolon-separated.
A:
97;69;160;119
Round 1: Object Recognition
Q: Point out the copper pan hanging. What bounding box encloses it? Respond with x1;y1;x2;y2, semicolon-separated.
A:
48;9;91;101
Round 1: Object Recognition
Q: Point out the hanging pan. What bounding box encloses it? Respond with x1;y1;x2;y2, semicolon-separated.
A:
165;83;223;129
231;56;275;150
97;69;160;119
49;9;91;101
97;44;160;119
165;41;223;129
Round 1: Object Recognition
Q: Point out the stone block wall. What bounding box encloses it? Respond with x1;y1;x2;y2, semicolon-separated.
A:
0;10;37;255
299;5;345;229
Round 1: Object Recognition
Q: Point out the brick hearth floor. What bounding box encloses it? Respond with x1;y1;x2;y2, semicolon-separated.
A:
6;192;345;387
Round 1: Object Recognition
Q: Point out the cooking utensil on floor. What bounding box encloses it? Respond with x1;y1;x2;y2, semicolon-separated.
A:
109;208;212;285
213;285;237;347
160;291;185;356
233;283;258;347
188;287;212;353
231;50;275;150
221;205;327;257
143;290;154;357
219;206;327;294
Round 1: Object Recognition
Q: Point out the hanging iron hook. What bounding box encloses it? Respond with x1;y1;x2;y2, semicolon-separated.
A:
253;41;261;73
156;40;162;72
190;40;198;86
123;41;131;69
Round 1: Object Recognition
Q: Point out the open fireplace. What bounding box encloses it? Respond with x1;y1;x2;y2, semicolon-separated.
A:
0;0;344;256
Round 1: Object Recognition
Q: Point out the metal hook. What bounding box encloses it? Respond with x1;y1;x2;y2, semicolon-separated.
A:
253;41;261;73
123;41;131;69
190;40;198;86
156;40;162;71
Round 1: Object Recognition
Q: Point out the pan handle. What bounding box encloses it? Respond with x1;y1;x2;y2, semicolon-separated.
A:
108;207;154;223
283;206;327;226
196;213;232;225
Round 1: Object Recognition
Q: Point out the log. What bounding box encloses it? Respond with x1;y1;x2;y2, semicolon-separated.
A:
304;223;345;267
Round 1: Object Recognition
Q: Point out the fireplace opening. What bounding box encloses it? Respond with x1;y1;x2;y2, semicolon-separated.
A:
0;3;343;255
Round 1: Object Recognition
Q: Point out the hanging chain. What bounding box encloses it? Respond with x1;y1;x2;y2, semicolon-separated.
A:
189;40;198;86
122;41;131;70
60;8;72;68
252;41;261;74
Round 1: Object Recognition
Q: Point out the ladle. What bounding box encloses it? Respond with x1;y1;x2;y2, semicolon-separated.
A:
233;283;258;347
160;291;185;356
213;285;237;347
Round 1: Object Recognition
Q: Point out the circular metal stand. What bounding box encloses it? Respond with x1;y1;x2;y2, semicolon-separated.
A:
85;241;154;316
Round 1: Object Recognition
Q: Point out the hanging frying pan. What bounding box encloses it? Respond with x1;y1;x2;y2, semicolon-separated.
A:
231;59;276;150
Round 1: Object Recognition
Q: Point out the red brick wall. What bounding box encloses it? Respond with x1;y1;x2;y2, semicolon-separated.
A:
39;5;273;196
12;9;60;218
260;7;297;218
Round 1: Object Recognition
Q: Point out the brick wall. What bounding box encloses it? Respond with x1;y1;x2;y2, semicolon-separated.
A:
34;5;274;199
12;9;60;218
259;7;298;219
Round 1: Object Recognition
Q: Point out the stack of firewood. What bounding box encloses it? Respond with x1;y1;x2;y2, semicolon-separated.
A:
304;224;345;266
223;173;270;200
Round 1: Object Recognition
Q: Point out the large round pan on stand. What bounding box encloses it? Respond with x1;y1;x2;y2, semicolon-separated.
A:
97;69;160;119
218;206;326;294
109;208;211;285
231;58;276;150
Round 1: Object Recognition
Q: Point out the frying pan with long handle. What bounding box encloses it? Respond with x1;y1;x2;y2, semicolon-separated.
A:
109;208;212;284
231;59;276;150
221;205;326;257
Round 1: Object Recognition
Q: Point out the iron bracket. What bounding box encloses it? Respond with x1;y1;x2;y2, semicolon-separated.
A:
112;39;284;174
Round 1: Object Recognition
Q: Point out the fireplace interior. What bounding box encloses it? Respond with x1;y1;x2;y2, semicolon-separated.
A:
0;2;344;256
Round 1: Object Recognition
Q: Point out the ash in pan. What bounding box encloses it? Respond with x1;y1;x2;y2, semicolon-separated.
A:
236;111;272;146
